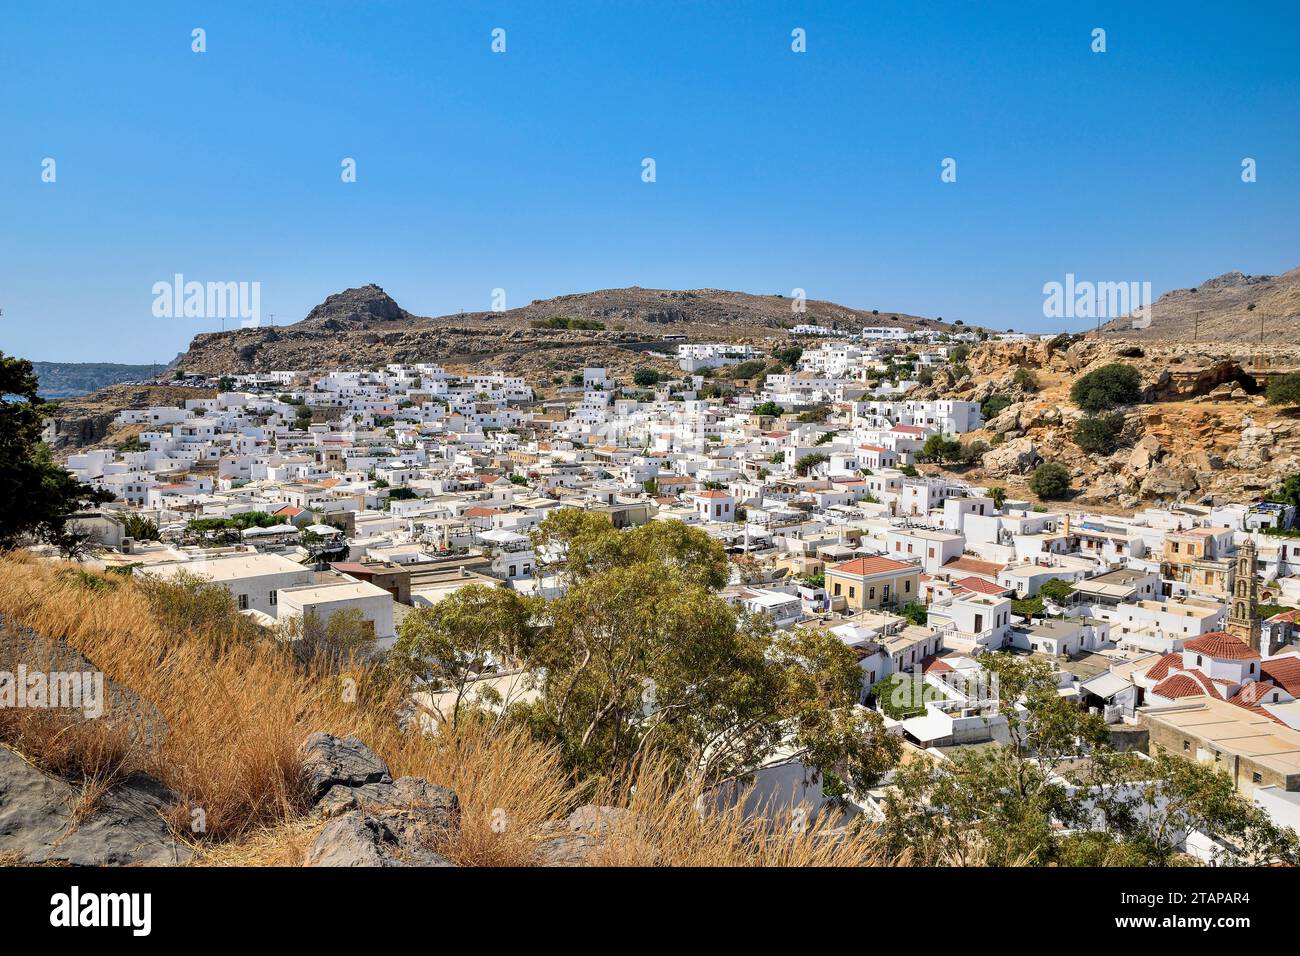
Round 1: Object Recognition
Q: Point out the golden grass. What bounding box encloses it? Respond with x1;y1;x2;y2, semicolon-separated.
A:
0;552;904;867
585;759;890;867
0;553;579;864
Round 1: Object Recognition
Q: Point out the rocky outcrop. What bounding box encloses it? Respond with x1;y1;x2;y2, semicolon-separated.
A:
981;437;1041;477
0;746;189;865
300;734;458;867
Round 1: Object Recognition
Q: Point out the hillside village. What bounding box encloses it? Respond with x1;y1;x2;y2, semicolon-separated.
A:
32;318;1300;864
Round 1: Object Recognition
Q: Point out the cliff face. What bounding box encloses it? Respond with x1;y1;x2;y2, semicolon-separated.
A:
172;284;954;376
923;339;1300;508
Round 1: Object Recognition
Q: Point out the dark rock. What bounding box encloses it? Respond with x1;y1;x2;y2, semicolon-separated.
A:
300;732;392;801
0;746;189;866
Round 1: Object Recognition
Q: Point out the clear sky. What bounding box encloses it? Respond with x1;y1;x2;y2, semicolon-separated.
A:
1;1;1296;363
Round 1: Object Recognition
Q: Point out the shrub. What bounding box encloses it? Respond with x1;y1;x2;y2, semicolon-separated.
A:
1069;363;1142;412
726;360;769;380
1029;462;1071;499
632;367;661;388
1013;366;1038;392
1267;372;1300;407
980;394;1013;421
753;401;784;417
1072;411;1127;454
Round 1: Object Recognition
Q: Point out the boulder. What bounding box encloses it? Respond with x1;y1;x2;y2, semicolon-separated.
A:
300;732;393;801
299;734;459;867
305;811;453;867
981;437;1040;477
0;746;189;866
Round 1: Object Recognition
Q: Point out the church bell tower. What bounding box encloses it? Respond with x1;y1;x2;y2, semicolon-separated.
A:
1226;537;1260;651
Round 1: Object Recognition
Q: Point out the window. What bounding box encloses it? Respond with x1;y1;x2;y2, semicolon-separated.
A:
269;590;277;607
905;580;912;593
868;587;875;600
833;582;841;596
1252;772;1262;784
1182;740;1190;751
237;594;249;611
848;587;856;600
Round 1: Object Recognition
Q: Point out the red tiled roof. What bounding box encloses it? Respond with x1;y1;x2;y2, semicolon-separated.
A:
859;444;891;453
1152;673;1217;701
1183;632;1260;661
1262;658;1300;697
695;490;731;499
921;656;952;674
465;506;504;518
828;556;916;576
892;425;925;435
951;575;1012;596
1144;652;1185;683
1231;682;1282;707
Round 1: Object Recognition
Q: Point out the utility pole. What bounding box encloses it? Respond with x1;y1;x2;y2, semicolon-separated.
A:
1193;309;1201;342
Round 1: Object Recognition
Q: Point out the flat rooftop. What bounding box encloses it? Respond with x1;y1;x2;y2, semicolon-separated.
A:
1143;698;1300;780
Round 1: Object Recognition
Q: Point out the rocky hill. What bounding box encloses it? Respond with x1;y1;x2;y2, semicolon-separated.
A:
171;284;962;377
1096;265;1300;342
916;338;1300;509
46;383;216;453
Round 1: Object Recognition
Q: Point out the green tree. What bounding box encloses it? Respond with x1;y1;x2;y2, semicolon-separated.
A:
0;352;114;549
988;486;1008;510
980;394;1012;421
1069;363;1143;412
898;601;928;626
752;400;784;417
122;514;161;541
1029;462;1071;500
515;515;900;792
1072;411;1127;454
795;452;829;476
796;405;831;423
632;367;662;388
390;585;539;730
1039;578;1076;603
772;345;803;367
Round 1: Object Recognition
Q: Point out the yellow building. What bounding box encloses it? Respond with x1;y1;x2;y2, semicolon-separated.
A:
825;556;920;611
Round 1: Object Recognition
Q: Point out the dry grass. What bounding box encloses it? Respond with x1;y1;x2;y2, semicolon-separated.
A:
0;553;580;864
0;552;909;867
586;759;890;867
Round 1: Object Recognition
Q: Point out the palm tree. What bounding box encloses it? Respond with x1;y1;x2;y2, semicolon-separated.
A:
989;486;1008;510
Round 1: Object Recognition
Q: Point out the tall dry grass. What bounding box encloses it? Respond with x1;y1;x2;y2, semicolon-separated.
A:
585;759;891;866
0;553;580;863
0;553;908;867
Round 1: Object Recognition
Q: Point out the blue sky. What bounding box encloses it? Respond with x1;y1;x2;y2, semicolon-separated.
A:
1;1;1296;362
